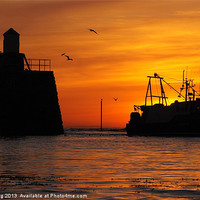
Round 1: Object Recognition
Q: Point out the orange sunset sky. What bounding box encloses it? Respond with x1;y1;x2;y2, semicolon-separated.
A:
1;0;200;128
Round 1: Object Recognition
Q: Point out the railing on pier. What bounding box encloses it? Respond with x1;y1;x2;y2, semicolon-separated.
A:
24;59;51;71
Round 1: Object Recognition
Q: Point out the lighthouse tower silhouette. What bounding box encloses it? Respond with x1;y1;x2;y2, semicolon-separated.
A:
4;28;20;53
0;28;64;136
0;28;26;73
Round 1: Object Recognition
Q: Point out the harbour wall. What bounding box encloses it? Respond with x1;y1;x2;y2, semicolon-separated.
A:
0;70;64;136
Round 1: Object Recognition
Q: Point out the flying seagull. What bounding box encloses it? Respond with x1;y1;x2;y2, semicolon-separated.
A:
89;29;98;34
113;98;118;101
65;55;73;61
61;53;65;56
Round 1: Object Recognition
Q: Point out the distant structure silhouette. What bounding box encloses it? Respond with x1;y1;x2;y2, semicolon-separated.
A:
101;98;103;131
89;29;98;34
65;55;73;61
0;28;64;136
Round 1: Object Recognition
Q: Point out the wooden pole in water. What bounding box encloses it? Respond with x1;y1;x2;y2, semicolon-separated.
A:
101;98;103;131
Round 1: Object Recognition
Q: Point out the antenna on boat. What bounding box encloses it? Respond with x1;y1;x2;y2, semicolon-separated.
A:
182;68;194;101
185;68;188;101
179;68;199;101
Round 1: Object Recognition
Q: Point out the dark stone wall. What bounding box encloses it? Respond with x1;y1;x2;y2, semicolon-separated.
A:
0;70;64;136
0;53;24;73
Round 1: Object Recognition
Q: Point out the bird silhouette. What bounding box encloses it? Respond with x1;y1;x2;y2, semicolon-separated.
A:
113;98;118;101
61;53;65;56
89;29;98;34
65;55;73;61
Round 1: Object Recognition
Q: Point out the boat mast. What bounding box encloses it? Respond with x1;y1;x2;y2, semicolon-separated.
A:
145;73;168;106
184;69;188;102
160;78;167;105
182;69;194;102
144;71;199;107
145;77;153;106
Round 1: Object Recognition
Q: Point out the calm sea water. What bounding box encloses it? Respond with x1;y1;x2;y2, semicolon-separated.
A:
1;129;200;200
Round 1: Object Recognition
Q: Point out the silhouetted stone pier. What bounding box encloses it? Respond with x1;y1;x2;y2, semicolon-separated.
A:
0;28;63;136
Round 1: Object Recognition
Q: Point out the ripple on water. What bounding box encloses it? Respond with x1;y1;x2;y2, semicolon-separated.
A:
0;132;200;199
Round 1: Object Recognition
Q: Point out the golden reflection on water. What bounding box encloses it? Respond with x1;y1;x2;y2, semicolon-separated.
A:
0;132;200;199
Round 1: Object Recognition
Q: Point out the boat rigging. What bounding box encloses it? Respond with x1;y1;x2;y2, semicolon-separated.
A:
127;71;200;137
144;72;200;107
